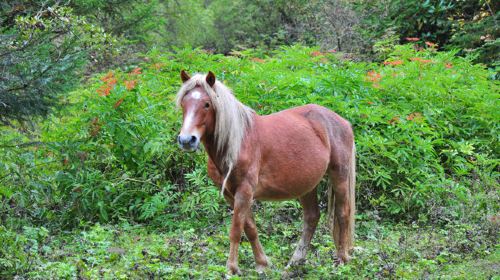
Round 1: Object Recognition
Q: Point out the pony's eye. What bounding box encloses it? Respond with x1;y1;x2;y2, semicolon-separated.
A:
204;102;210;109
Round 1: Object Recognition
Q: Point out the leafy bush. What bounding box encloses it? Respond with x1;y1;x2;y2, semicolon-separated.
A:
354;0;499;64
0;4;116;125
1;45;498;229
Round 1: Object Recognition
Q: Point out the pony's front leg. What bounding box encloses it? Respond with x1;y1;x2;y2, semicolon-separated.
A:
227;183;253;275
244;212;269;273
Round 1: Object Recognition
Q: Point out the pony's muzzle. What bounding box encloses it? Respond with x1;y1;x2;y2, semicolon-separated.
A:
177;134;199;151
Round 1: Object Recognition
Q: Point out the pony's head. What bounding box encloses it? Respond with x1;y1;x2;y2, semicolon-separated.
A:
176;70;254;170
176;70;216;151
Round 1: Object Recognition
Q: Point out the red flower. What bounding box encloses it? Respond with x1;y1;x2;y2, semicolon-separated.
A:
310;51;324;57
124;80;137;90
388;116;400;125
383;60;403;66
366;71;382;82
410;57;432;64
100;71;114;82
106;78;117;86
113;98;124;109
405;37;420;42
425;41;437;47
445;63;453;69
406;112;424;122
130;67;142;75
97;85;112;96
251;58;265;63
151;63;164;70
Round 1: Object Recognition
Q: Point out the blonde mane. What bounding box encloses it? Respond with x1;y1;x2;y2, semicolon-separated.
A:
176;73;254;172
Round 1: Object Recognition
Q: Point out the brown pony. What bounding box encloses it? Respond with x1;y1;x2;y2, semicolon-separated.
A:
176;70;355;274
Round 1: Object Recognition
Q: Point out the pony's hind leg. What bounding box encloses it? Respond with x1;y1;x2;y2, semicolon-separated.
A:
329;166;355;264
286;188;320;268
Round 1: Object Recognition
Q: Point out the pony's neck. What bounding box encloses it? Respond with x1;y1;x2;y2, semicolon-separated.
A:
202;132;226;174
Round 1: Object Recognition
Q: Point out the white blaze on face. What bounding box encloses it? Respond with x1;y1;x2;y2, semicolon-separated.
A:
190;90;201;100
180;90;203;139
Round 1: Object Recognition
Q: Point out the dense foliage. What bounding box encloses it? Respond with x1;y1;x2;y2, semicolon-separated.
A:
0;42;499;278
0;3;114;125
1;2;498;277
354;0;499;64
1;45;497;228
2;1;497;124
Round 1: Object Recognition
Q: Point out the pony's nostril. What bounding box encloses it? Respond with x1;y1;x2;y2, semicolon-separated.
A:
178;135;191;145
190;135;197;144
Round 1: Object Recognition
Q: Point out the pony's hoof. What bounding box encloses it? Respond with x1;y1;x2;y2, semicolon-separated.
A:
282;264;305;279
256;264;268;274
281;269;293;279
226;264;241;275
256;256;270;274
285;258;305;269
334;253;351;265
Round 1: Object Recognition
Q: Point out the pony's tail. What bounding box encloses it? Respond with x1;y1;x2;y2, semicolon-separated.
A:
327;143;356;253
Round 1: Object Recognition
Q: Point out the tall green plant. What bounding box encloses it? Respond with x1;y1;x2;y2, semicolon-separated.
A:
1;45;497;229
0;4;115;125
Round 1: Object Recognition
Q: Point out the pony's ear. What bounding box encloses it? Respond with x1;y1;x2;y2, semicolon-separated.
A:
206;71;216;87
180;70;191;83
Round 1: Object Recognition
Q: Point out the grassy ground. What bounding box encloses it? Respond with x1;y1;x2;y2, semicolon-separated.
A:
3;206;498;279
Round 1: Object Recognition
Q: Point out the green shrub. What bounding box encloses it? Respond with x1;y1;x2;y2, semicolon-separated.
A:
354;0;499;64
1;45;497;228
0;4;117;125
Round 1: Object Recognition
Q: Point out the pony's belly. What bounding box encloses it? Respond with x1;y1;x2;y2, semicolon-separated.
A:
254;173;326;200
253;153;329;200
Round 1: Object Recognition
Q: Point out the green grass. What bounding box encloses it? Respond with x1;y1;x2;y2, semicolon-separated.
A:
1;212;498;279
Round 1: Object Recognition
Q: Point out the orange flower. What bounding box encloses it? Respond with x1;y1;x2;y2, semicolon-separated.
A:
310;51;324;57
251;58;265;63
405;37;420;42
366;71;382;82
445;63;453;69
152;63;164;70
388;116;400;125
130;67;142;75
97;85;112;96
406;112;424;122
124;80;137;90
113;98;124;109
410;57;432;64
100;71;114;82
106;78;117;86
383;60;403;66
425;41;437;48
